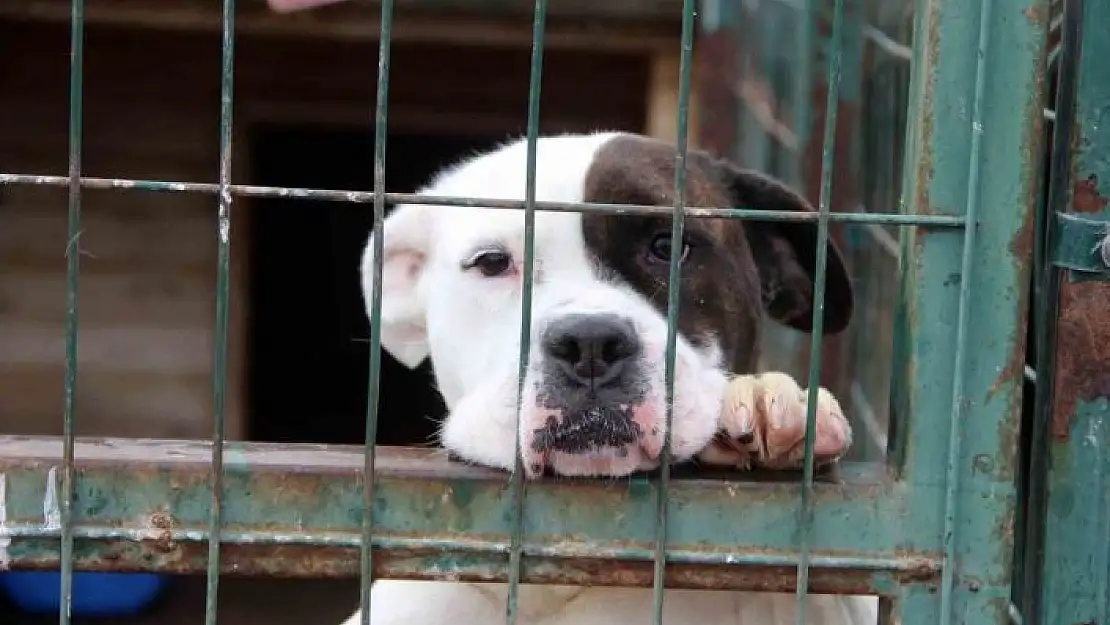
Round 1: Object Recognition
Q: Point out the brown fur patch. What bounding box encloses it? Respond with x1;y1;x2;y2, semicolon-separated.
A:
580;134;853;374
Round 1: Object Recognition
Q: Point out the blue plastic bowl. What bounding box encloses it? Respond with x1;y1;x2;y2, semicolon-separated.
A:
0;571;168;616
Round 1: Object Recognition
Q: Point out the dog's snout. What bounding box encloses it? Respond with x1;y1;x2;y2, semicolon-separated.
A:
542;314;641;387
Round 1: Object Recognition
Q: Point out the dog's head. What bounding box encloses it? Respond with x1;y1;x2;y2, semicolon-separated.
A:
360;132;853;477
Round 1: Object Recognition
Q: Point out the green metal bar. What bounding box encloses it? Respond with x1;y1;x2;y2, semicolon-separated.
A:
939;2;993;623
652;0;696;622
359;0;394;622
899;583;942;625
894;0;1047;624
0;526;932;573
206;0;236;623
795;0;845;621
0;174;968;225
506;0;547;623
59;0;85;622
1037;0;1110;623
0;524;938;573
0;438;941;591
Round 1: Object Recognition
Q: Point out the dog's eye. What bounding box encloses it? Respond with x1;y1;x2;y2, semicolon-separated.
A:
463;250;514;277
648;234;691;263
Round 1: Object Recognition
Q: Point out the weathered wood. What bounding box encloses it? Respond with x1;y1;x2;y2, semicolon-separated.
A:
0;20;661;448
0;369;214;437
646;48;702;144
0;270;215;327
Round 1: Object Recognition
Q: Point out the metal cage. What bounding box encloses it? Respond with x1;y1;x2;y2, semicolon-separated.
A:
2;0;1102;624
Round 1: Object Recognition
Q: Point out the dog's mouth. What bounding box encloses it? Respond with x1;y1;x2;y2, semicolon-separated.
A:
520;401;665;478
530;407;642;455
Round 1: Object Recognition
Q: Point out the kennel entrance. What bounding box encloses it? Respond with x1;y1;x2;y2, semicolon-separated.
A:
246;127;500;447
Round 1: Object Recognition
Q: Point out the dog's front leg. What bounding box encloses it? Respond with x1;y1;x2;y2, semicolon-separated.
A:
697;372;853;470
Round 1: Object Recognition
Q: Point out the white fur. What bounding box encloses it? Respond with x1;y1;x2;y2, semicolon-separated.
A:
340;581;877;625
353;132;877;625
361;132;724;477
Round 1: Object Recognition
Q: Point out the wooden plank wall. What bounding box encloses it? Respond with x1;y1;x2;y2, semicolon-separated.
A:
0;20;655;441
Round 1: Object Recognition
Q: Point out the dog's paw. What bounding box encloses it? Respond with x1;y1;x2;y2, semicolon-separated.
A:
697;372;851;470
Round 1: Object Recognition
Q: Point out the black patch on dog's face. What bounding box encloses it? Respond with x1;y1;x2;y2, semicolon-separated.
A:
580;135;854;374
529;408;643;455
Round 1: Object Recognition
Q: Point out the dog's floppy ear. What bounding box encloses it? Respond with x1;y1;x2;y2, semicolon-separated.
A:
715;160;854;335
359;203;433;369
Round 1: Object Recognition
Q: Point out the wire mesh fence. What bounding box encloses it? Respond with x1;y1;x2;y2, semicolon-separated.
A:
0;0;1057;625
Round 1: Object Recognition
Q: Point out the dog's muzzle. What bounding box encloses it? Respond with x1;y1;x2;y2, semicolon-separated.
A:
530;313;653;458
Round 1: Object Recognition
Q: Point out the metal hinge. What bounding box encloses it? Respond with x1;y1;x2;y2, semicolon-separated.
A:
1052;211;1110;281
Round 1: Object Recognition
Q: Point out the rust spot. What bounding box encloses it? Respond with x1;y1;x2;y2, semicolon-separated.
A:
908;1;941;222
990;205;1036;401
995;509;1015;547
9;540;938;595
1073;174;1109;213
981;199;1036;478
1009;180;1039;262
1051;282;1110;440
147;510;178;554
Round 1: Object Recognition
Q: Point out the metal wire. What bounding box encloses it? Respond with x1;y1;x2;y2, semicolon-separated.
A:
506;0;548;622
0;522;936;571
358;0;395;622
651;0;697;622
794;0;846;622
58;0;85;622
0;174;966;226
205;0;237;622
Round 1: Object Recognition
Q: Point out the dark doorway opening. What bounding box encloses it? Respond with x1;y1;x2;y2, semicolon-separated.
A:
247;126;500;446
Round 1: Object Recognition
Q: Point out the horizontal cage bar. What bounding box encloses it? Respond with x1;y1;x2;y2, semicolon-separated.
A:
0;174;966;226
0;437;944;596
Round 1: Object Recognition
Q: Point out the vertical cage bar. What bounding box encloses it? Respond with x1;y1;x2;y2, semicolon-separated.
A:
938;2;992;624
359;0;395;623
58;0;85;622
506;0;547;623
206;0;236;623
793;0;845;622
650;0;695;623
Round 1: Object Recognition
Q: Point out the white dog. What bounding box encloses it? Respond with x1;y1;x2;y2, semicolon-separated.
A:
345;132;877;625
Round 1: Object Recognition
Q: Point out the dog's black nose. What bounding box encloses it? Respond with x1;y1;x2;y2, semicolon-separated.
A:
542;314;641;387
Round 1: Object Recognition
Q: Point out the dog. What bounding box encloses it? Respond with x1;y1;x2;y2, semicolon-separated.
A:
343;131;878;625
